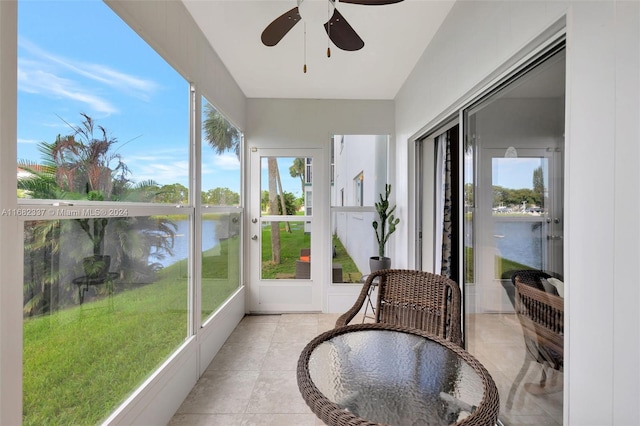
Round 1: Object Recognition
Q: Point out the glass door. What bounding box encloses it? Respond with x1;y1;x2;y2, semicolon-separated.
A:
248;148;324;312
462;46;565;425
474;148;563;312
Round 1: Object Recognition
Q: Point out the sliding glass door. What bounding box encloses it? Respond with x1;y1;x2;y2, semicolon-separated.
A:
470;147;563;312
462;47;565;425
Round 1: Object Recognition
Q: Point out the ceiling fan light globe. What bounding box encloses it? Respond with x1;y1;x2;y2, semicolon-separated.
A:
297;0;335;26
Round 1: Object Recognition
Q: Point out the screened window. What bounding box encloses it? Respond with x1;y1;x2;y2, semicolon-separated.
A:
200;98;243;322
17;2;194;424
201;100;241;207
17;2;189;204
330;135;389;282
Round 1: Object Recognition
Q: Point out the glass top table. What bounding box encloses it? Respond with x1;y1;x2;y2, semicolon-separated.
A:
297;323;499;426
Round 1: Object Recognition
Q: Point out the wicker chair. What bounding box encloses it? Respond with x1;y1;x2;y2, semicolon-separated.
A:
503;269;562;307
335;269;463;347
506;277;564;409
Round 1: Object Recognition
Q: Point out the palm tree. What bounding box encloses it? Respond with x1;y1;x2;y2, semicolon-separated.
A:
55;113;129;198
23;219;61;316
289;157;305;195
202;102;289;262
19;114;176;314
203;103;241;158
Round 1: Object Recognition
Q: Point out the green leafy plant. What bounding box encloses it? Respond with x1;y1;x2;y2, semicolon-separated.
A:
372;184;400;258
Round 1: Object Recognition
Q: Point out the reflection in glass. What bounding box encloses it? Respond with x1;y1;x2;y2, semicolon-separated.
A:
22;215;188;425
201;212;242;321
464;142;475;284
463;48;565;425
491;157;547;276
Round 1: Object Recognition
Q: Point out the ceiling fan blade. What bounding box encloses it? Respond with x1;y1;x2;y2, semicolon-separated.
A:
339;0;404;5
261;7;301;47
324;9;364;51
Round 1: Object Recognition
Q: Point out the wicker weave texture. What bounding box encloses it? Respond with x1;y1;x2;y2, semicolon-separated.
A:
514;279;564;368
335;269;463;346
297;323;500;426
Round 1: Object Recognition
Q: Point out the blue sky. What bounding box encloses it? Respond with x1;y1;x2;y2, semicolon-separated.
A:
17;1;535;197
492;157;543;190
17;0;301;196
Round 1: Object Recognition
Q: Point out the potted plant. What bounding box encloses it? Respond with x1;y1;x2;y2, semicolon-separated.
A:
77;201;111;279
370;184;400;272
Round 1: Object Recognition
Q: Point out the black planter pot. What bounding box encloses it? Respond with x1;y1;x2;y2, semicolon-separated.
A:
369;256;391;273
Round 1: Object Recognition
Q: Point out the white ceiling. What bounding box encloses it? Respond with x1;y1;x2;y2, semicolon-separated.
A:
182;0;455;100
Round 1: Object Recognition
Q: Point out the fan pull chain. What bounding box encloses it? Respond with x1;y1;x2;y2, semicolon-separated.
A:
326;1;331;58
303;22;307;73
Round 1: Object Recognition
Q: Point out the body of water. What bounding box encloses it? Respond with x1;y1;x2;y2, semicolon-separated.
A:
151;220;219;267
494;221;543;269
465;219;544;270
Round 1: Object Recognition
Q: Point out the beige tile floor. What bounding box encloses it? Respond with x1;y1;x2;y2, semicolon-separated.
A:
467;313;563;426
169;313;562;426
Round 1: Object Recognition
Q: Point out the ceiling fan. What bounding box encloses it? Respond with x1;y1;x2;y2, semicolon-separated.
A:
261;0;405;55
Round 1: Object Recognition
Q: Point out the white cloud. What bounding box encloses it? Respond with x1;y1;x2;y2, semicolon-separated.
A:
19;63;118;115
125;148;187;163
209;152;241;171
127;160;190;186
18;37;159;112
80;64;158;100
17;138;40;145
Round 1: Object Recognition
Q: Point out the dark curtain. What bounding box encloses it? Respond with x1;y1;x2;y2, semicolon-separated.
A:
440;126;459;283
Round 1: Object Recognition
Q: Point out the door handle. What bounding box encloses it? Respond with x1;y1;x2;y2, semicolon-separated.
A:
251;234;258;240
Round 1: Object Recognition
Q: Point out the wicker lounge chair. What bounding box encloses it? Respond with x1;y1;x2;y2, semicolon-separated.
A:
506;275;564;409
502;269;563;307
335;269;463;347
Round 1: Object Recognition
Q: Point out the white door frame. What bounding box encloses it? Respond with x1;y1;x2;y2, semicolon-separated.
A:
247;147;325;312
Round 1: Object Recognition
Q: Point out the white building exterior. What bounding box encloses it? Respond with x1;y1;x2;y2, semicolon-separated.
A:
331;134;389;273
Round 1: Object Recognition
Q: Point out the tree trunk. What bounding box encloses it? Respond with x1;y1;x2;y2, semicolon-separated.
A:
268;158;281;264
276;167;291;232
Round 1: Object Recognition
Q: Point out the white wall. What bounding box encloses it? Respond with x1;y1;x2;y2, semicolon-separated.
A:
476;98;564;150
395;1;640;424
0;3;21;425
247;99;394;144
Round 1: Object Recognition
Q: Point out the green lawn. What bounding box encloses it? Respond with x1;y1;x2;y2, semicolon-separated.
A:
23;226;361;425
23;236;240;426
260;222;362;282
464;246;535;283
